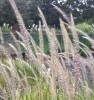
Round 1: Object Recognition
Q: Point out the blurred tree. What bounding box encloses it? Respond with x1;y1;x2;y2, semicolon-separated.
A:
0;0;17;26
82;0;94;23
0;0;94;27
60;0;94;23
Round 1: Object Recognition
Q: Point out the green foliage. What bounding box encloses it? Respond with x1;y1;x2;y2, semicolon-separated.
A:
84;18;94;25
20;81;51;100
32;33;50;54
0;75;6;88
13;60;40;85
76;22;94;34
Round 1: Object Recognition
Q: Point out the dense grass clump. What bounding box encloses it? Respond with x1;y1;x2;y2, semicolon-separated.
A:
0;0;94;100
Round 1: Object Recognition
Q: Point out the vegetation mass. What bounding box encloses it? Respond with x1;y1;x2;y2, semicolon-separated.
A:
0;0;94;100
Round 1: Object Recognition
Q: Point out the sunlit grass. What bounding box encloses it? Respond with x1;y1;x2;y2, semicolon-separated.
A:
0;0;94;100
